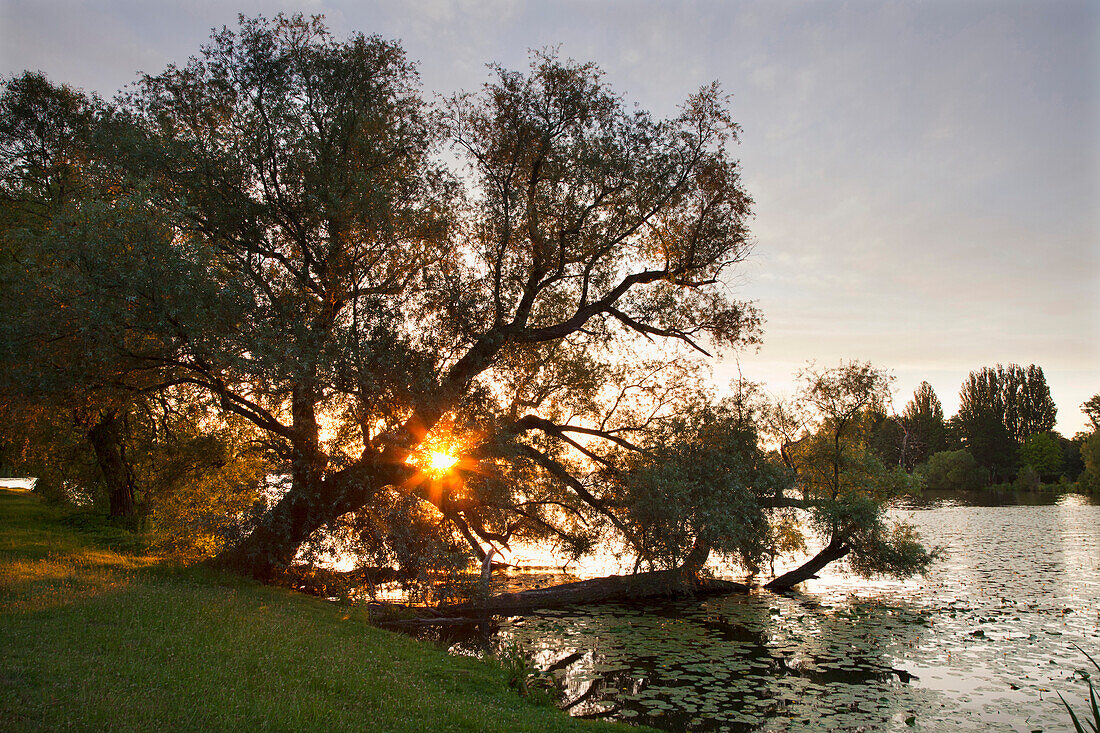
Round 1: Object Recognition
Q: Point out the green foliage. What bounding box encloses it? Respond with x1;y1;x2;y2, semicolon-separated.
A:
1018;431;1063;481
917;450;987;491
0;400;100;505
613;399;792;573
1003;364;1058;442
863;408;905;470
1079;432;1100;493
847;518;943;579
0;15;946;599
956;367;1016;482
1013;465;1042;491
1061;433;1087;480
142;430;269;562
955;364;1057;483
901;381;947;468
1058;645;1100;733
1084;394;1100;432
764;362;939;582
1;15;764;581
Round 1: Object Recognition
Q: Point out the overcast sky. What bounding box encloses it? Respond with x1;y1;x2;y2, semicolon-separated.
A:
2;0;1097;433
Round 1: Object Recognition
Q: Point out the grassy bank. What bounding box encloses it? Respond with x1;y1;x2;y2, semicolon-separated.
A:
0;489;639;732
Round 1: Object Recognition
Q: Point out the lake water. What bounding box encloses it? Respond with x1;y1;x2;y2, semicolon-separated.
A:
411;491;1100;732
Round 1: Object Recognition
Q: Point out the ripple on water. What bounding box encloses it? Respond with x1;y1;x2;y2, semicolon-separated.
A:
415;493;1100;732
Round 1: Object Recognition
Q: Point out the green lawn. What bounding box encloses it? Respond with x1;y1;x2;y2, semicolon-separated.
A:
0;489;641;732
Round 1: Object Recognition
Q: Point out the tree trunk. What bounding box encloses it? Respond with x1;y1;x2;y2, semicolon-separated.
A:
86;410;136;518
214;488;320;580
433;571;750;616
214;457;410;580
764;537;850;591
427;538;748;616
215;332;510;581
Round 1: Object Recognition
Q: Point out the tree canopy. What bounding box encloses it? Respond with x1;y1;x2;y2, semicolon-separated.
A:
761;362;939;588
0;16;956;602
955;364;1056;483
901;381;946;468
1;15;770;584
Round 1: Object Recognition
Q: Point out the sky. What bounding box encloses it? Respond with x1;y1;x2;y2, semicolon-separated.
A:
2;0;1097;433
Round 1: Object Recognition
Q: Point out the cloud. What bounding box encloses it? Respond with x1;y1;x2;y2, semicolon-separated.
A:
2;0;1096;431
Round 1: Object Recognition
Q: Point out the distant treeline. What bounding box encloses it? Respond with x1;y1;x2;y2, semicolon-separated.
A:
872;364;1099;492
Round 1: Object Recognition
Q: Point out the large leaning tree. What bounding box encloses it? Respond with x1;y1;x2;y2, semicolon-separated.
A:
3;15;767;582
761;362;940;591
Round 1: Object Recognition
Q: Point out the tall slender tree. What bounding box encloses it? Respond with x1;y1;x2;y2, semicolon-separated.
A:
1083;393;1100;432
901;381;946;468
954;364;1057;482
956;367;1015;482
1014;364;1057;440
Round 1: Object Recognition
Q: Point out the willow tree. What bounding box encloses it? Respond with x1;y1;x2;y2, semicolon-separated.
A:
34;15;762;581
0;71;149;516
761;362;939;590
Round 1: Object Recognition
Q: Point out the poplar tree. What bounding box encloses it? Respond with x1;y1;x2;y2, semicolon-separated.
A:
902;381;947;468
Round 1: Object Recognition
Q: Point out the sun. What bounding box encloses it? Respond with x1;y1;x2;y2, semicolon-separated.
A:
404;445;464;477
427;450;459;472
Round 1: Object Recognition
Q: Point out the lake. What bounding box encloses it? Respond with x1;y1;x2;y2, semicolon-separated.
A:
411;491;1100;732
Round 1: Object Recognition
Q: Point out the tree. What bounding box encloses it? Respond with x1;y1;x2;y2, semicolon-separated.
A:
761;362;939;590
1018;432;1063;482
10;15;763;583
901;381;946;468
956;367;1014;481
0;71;151;517
1083;393;1100;432
1077;393;1100;492
610;393;792;576
917;449;986;490
1060;433;1085;481
1005;364;1057;442
1080;432;1100;492
861;407;906;469
954;364;1056;483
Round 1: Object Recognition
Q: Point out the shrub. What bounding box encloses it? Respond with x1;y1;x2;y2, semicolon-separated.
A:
917;450;987;490
1019;432;1063;481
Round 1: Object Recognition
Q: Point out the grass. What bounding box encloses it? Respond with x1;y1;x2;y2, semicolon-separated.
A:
0;489;643;732
1059;645;1100;733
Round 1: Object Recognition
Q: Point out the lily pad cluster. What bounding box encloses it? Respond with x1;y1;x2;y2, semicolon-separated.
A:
418;495;1100;731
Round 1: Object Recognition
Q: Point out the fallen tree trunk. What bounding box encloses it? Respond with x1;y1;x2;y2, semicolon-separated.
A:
434;570;750;615
764;537;850;591
426;539;748;616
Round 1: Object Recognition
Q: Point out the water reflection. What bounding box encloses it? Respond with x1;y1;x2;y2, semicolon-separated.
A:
404;493;1100;732
413;593;933;730
892;488;1100;509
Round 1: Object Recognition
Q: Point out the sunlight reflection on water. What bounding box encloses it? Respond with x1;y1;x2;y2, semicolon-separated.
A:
406;492;1100;732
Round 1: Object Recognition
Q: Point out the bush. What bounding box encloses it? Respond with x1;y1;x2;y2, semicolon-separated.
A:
1019;432;1063;481
917;450;987;490
1014;465;1041;491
